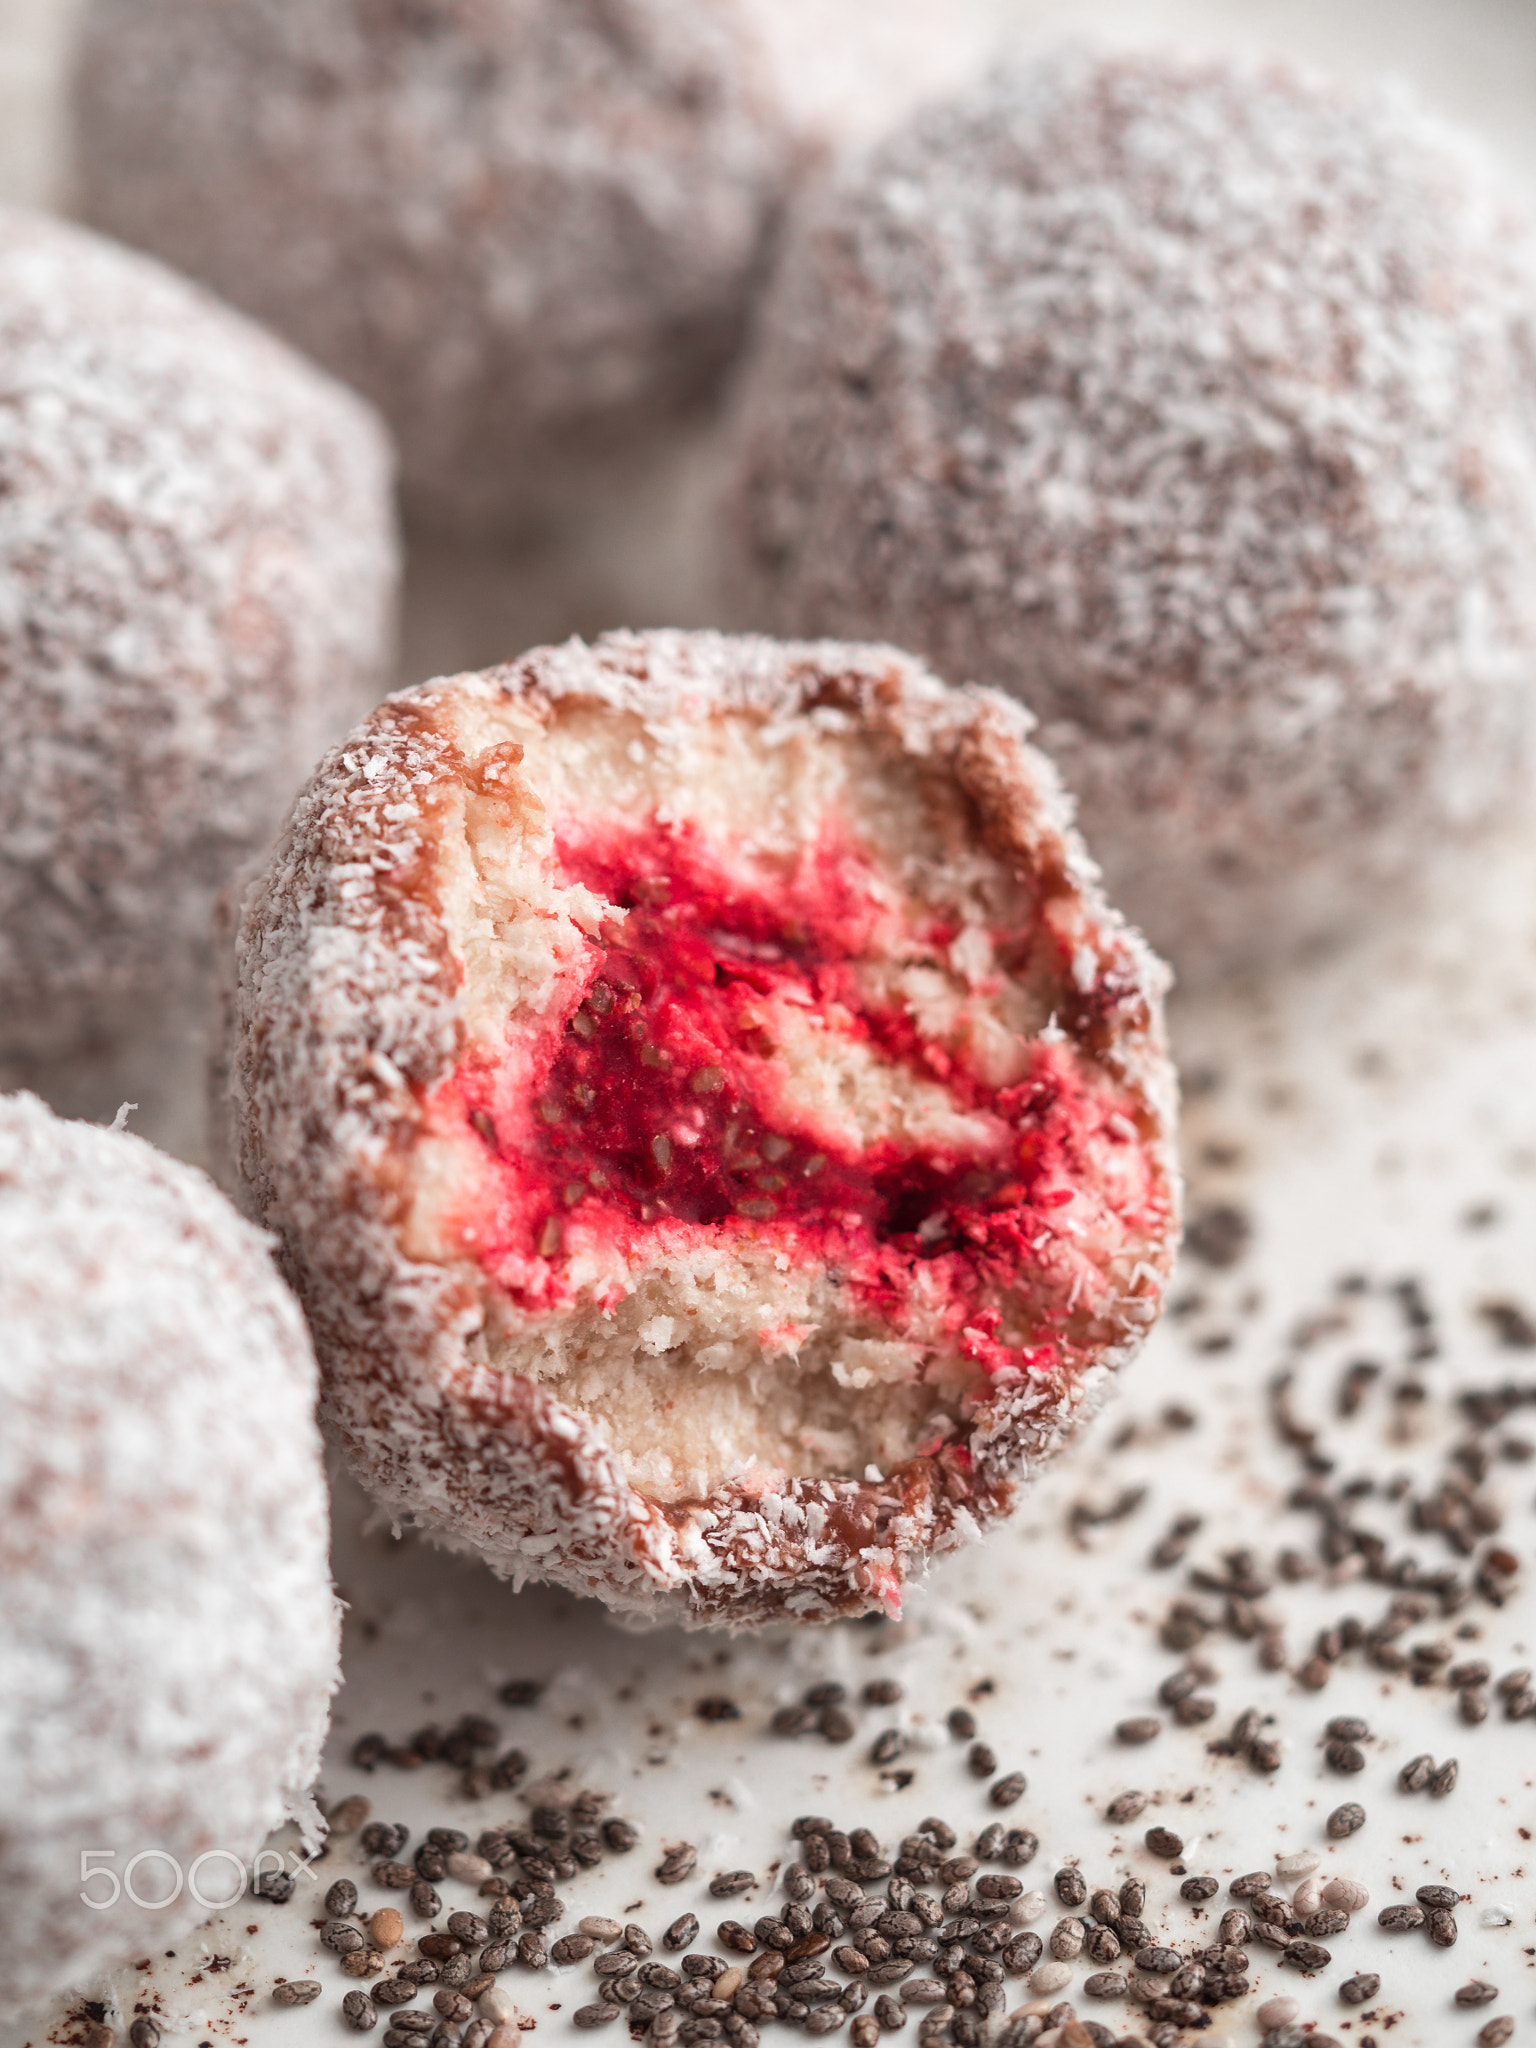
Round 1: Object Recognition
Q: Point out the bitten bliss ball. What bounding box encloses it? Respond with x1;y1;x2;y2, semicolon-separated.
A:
227;631;1178;1626
72;0;798;536
0;1094;339;2010
723;49;1536;977
0;207;397;1062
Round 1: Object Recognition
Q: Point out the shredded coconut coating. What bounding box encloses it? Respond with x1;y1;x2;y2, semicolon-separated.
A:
0;1093;339;2011
226;630;1178;1628
722;48;1536;978
72;0;798;537
0;206;398;1062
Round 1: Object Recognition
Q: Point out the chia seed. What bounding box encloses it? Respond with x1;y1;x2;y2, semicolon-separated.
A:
343;1994;379;2032
1337;1972;1380;2005
988;1774;1026;1808
1326;1802;1366;1837
1378;1904;1425;1931
1398;1753;1435;1792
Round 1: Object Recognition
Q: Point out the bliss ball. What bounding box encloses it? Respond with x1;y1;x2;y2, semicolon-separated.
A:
0;207;397;1062
72;0;799;536
0;1093;339;2010
225;630;1178;1627
722;49;1536;978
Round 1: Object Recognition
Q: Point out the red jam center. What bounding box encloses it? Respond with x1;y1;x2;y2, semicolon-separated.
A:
518;825;1021;1245
442;814;1156;1365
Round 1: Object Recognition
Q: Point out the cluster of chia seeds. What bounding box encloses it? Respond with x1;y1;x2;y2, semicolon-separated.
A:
768;1686;1022;1806
226;1732;1499;2048
69;1241;1530;2048
1113;1266;1533;1823
1149;1268;1526;1696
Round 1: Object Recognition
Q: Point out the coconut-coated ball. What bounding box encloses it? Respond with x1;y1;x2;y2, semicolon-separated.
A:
225;630;1177;1627
72;0;799;537
0;1093;339;2010
0;207;398;1062
722;49;1536;978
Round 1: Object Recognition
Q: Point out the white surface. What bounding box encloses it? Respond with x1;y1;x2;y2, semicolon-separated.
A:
4;4;1536;2046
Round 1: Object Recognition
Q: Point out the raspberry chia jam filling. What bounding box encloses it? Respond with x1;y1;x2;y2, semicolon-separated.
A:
433;813;1166;1380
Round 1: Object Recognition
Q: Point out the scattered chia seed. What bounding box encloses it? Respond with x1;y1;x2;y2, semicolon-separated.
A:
342;1992;378;2032
497;1680;546;1707
1104;1790;1148;1824
1179;1876;1218;1902
988;1773;1026;1808
1398;1753;1435;1791
1379;1904;1426;1931
1326;1801;1366;1837
657;1845;698;1885
1116;1718;1161;1745
1480;2020;1516;2048
128;2022;161;2048
1338;1973;1380;2005
1083;1971;1129;2000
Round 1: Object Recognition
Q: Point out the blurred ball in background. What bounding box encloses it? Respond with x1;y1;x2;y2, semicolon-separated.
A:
722;47;1536;980
72;0;801;540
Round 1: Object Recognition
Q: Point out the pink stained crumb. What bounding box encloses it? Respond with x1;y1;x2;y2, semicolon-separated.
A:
429;812;1168;1374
